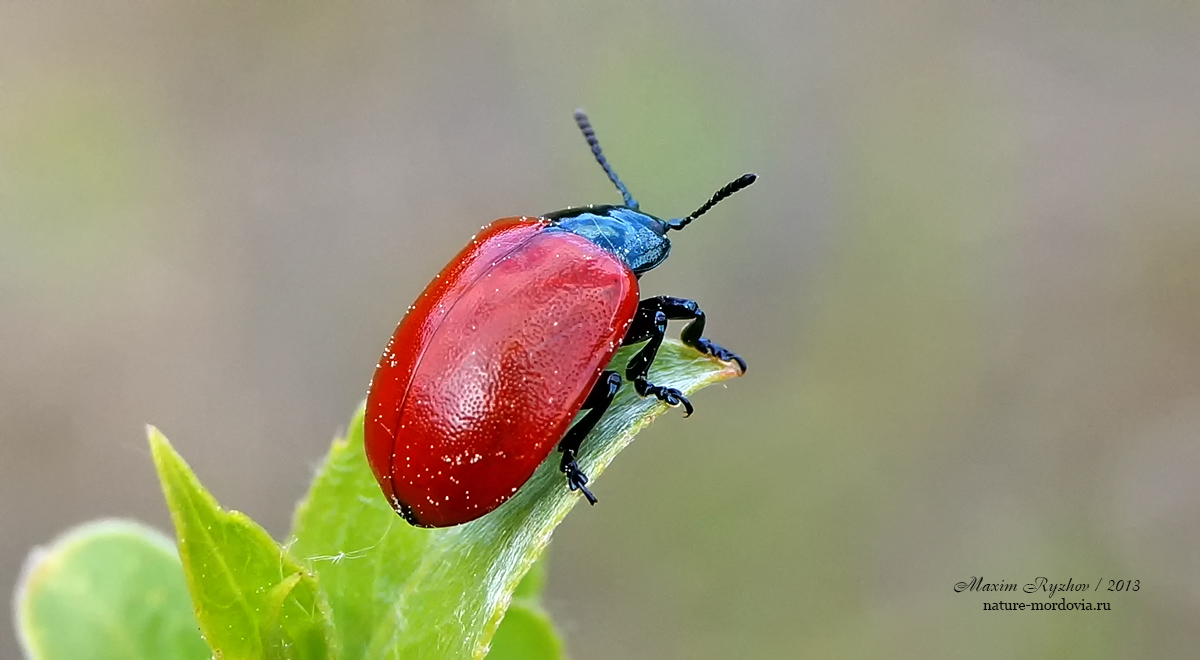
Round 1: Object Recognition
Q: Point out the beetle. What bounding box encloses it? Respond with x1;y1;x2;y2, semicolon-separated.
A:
364;110;756;527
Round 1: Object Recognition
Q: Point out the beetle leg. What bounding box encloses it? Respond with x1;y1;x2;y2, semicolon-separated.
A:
624;297;746;416
662;296;747;372
624;305;696;416
627;296;747;372
558;370;621;505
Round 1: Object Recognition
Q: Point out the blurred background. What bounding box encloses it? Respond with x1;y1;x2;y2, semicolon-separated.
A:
3;2;1199;658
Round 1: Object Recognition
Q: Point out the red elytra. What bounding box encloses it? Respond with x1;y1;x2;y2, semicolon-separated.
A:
364;111;754;528
365;217;639;527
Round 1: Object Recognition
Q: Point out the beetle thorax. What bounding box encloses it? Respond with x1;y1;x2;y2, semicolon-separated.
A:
545;205;672;275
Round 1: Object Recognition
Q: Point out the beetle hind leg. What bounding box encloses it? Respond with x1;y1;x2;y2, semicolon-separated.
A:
562;459;596;505
558;370;622;505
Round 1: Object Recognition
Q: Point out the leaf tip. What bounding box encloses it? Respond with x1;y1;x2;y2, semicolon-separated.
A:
146;425;189;487
146;424;168;459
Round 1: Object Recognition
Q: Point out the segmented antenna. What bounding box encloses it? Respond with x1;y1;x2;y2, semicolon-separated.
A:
574;109;638;209
666;173;757;231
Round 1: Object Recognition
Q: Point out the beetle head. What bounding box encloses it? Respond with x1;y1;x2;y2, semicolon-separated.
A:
551;110;756;275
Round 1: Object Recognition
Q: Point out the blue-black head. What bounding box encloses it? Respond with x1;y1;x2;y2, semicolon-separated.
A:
547;110;757;276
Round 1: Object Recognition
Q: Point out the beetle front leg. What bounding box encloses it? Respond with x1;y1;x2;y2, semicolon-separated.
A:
557;370;621;505
651;296;747;373
624;296;746;416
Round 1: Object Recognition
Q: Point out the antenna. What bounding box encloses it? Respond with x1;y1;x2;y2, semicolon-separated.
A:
666;173;757;231
574;110;638;209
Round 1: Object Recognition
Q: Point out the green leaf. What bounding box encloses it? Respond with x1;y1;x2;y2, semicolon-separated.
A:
14;519;210;660
148;427;338;660
289;339;741;660
499;557;558;658
485;601;564;660
510;555;547;600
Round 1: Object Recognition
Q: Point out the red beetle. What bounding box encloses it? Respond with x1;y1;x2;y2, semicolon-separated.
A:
365;111;755;527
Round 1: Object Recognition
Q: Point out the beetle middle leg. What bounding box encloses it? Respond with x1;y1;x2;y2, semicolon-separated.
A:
557;370;621;505
624;296;747;416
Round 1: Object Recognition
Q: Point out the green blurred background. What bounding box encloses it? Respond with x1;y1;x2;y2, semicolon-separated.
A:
3;3;1199;658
